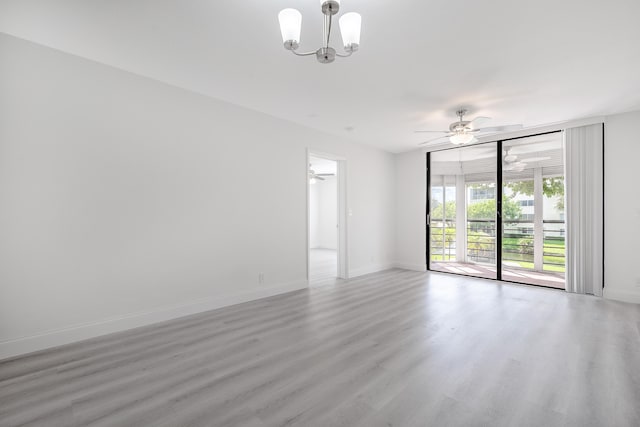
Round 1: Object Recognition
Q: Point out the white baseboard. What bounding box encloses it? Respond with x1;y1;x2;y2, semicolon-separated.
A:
392;262;427;272
604;287;640;304
349;263;394;278
0;280;307;361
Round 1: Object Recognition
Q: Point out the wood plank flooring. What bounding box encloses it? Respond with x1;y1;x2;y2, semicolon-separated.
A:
1;269;640;426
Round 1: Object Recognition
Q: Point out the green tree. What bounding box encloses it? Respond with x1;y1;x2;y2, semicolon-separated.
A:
431;201;456;220
467;199;522;221
505;177;565;210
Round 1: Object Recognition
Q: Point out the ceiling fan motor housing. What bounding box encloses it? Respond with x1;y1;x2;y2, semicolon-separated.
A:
450;121;471;132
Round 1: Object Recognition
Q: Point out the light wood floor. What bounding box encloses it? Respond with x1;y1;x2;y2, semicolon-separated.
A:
1;269;640;426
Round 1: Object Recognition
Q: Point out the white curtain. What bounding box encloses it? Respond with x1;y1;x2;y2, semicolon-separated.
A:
564;124;604;296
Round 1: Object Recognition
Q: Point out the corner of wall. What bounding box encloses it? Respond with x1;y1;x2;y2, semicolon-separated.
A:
349;263;395;278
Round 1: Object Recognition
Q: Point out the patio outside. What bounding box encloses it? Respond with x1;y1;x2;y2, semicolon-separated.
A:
431;217;565;288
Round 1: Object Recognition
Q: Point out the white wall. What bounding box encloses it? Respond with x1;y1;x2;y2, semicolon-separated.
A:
309;177;337;250
0;34;396;359
394;110;640;304
603;110;640;303
394;151;427;271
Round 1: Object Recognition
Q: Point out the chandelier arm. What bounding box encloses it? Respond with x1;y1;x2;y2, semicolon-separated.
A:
335;50;353;58
291;49;317;56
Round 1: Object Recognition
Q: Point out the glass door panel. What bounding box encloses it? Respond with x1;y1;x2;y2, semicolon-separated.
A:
429;143;497;279
502;133;565;288
429;174;457;264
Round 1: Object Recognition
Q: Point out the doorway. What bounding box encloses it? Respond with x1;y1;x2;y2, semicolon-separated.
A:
307;151;347;283
427;131;566;289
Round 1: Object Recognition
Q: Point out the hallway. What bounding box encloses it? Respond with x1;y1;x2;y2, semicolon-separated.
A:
309;248;338;282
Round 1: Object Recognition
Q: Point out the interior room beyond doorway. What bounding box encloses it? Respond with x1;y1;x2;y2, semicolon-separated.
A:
309;156;338;281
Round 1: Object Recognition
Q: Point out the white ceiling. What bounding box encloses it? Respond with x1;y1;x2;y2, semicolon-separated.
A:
1;0;639;153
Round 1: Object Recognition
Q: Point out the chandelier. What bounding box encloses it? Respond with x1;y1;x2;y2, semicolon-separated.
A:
278;1;361;64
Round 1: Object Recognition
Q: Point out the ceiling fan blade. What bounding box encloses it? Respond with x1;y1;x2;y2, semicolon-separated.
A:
414;130;449;133
316;176;325;181
418;134;452;146
476;124;523;133
519;156;551;163
468;116;491;130
316;173;335;176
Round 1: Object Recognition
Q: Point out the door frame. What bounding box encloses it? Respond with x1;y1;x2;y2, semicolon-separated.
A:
425;130;564;289
306;149;348;281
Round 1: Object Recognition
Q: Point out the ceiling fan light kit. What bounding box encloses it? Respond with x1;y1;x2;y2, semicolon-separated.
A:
416;109;523;147
449;132;475;145
278;0;361;64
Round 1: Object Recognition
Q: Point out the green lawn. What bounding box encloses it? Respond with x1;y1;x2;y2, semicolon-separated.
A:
503;260;565;273
502;237;565;273
430;254;455;262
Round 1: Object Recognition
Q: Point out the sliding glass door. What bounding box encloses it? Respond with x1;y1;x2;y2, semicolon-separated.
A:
427;132;566;288
428;143;497;280
501;133;565;288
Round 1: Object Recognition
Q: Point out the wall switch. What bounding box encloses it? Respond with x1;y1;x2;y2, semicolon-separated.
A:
258;273;264;284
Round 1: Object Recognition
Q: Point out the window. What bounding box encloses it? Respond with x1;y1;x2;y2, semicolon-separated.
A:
470;187;495;201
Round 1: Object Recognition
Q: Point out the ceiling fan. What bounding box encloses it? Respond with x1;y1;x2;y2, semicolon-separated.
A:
309;165;335;184
416;109;523;146
503;148;551;171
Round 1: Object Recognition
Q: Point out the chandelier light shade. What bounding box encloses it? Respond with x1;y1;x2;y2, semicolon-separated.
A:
278;8;302;48
278;0;361;63
450;133;475;145
339;12;361;50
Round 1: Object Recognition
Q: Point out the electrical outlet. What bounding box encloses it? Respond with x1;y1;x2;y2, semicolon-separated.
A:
258;273;264;284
